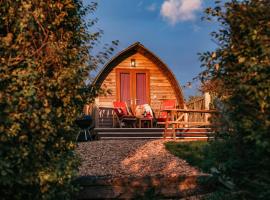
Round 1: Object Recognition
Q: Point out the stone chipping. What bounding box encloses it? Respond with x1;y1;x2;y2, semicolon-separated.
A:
76;139;204;178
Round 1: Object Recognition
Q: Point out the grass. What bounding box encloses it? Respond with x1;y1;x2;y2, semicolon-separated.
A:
165;141;212;172
165;141;242;199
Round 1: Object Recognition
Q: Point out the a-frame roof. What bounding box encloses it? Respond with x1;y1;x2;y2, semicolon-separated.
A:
93;42;184;106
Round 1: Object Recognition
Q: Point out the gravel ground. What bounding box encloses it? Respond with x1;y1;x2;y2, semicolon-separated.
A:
76;139;203;178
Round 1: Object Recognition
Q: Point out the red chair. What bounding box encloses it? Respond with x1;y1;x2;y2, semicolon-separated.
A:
113;101;137;128
156;100;176;125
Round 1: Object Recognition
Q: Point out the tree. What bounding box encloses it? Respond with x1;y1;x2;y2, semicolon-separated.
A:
200;0;270;199
0;1;116;199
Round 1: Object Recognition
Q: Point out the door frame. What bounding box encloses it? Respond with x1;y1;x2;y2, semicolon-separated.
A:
116;68;150;109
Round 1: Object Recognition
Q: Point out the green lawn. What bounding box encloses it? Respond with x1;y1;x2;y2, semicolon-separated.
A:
165;141;218;173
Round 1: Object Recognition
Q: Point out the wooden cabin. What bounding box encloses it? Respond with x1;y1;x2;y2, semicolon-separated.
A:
92;42;185;128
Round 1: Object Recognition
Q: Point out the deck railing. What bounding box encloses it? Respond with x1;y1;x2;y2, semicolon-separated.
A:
185;93;212;125
162;109;218;139
86;92;215;129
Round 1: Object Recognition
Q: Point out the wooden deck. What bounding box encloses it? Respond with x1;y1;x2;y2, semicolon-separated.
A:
95;128;214;140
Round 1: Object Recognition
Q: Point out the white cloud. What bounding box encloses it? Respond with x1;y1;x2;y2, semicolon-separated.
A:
160;0;202;25
146;3;157;12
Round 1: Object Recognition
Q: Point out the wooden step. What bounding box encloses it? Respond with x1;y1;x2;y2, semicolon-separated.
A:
94;128;213;140
95;128;212;132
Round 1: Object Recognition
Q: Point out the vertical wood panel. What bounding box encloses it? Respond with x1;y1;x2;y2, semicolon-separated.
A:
96;53;180;127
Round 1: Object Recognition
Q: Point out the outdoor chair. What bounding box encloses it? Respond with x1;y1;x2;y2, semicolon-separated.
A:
113;101;137;128
156;100;176;126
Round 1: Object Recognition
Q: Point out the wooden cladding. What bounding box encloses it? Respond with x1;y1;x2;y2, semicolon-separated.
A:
93;42;185;128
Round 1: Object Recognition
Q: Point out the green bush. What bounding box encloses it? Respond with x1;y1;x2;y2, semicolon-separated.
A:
0;1;116;199
200;0;270;199
165;141;235;173
165;141;209;171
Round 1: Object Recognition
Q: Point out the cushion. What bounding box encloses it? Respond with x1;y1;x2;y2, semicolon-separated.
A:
145;111;153;119
159;111;167;119
157;118;166;122
113;102;129;115
143;104;154;118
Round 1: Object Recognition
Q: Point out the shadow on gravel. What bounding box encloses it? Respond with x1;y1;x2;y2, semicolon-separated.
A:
75;175;211;199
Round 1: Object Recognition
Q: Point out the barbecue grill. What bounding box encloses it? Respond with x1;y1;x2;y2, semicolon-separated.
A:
75;115;94;141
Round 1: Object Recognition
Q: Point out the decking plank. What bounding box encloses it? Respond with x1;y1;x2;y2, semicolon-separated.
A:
94;127;213;140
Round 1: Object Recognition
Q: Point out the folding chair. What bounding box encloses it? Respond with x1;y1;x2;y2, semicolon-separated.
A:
113;101;137;128
156;100;176;126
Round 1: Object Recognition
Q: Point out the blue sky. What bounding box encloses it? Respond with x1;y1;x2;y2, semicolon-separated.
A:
85;0;219;98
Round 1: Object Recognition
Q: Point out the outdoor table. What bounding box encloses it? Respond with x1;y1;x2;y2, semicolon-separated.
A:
138;117;153;128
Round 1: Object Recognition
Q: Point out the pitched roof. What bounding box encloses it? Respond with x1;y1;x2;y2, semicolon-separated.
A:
93;42;184;106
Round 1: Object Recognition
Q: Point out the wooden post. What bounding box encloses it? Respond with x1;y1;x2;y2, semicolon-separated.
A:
172;110;176;139
204;92;211;123
172;123;176;140
184;104;188;128
163;110;170;139
94;98;99;128
112;112;116;128
164;116;168;139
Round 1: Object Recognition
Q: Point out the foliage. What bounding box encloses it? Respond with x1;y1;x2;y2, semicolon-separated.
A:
186;95;203;103
166;141;237;196
199;0;270;199
0;0;116;199
165;141;233;173
166;140;248;198
166;141;210;171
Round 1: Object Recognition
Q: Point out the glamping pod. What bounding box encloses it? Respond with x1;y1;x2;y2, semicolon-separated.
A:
93;42;184;128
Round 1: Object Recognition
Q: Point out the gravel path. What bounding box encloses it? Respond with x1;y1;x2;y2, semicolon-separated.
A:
76;139;203;178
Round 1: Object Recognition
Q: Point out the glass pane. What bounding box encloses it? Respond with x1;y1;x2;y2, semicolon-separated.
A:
136;73;147;105
120;73;130;105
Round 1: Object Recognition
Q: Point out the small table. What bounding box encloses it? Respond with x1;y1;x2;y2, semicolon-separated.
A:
138;117;153;128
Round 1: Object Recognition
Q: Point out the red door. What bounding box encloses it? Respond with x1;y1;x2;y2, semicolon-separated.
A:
119;72;131;104
117;69;149;111
135;72;147;105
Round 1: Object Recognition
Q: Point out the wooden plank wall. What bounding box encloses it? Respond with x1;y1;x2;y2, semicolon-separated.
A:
96;53;179;128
